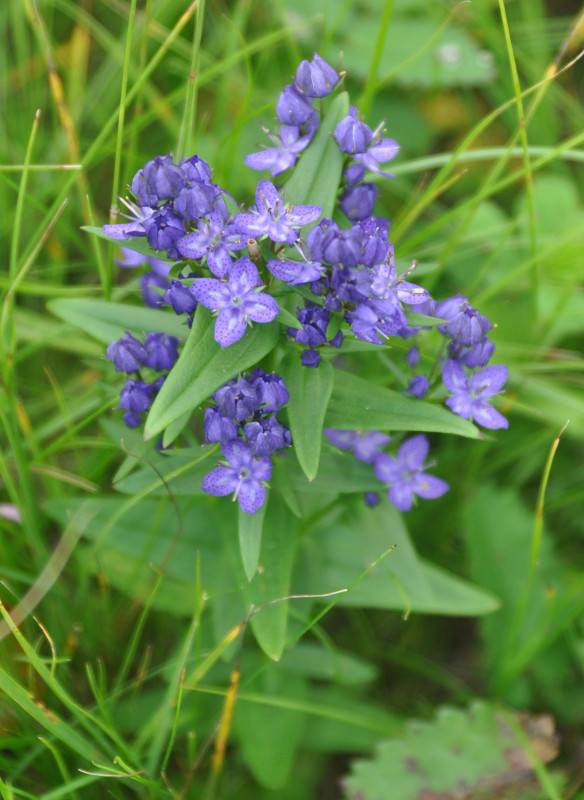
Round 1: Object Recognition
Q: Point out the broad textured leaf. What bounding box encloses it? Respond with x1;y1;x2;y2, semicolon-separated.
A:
82;225;175;264
284;92;349;216
48;298;186;343
144;306;279;440
344;702;561;800
280;355;334;481
239;499;267;582
305;500;498;616
325;370;479;438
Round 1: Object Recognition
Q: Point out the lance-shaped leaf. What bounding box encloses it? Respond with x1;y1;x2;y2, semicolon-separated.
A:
280;354;334;481
325;371;480;438
144;306;279;440
238;497;268;583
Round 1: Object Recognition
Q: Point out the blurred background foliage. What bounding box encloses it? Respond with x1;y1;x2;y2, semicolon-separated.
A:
1;0;584;798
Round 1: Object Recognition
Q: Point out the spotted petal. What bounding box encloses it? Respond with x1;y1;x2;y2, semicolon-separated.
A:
244;293;279;323
191;278;230;310
202;466;238;496
238;480;266;514
214;308;247;347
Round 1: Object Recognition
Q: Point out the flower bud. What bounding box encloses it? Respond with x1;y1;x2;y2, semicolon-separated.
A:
294;53;339;98
339;183;379;221
276;84;315;126
334;107;372;154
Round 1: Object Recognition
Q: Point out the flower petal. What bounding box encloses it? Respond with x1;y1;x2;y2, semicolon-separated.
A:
388;481;414;512
214;308;247;347
255;180;282;214
244;293;280;323
398;435;429;471
472;402;509;430
285;204;322;225
413;473;449;500
191;278;230;309
238;480;266;514
207;247;233;278
202;466;238;496
441;360;468;392
228;257;261;294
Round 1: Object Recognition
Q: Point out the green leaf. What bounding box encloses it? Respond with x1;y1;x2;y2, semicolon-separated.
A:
325;370;479;438
284;92;350;215
239;498;267;582
275;304;303;330
144;306;279;440
344;702;562;800
305;500;498;616
243;495;300;660
82;225;175;264
280;355;334;481
48;298;187;344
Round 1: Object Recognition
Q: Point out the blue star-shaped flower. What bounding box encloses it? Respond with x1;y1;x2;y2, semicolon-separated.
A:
233;180;321;245
374;435;449;512
202;440;272;514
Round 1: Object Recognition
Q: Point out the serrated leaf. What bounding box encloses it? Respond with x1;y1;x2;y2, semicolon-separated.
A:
344;702;561;800
144;306;279;440
239;499;267;582
82;225;175;264
325;370;479;438
48;298;186;344
280;355;334;481
284;92;350;216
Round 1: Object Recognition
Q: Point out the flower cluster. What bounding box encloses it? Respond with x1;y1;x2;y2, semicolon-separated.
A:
101;51;510;515
202;369;291;513
106;332;180;428
325;429;449;513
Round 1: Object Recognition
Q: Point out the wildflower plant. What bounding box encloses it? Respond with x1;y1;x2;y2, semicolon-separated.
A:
84;52;510;597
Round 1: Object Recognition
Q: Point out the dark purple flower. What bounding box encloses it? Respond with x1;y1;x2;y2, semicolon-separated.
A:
119;378;158;414
122;411;143;428
406;346;420;368
301;349;321;368
250;369;290;413
294;53;339;98
339;183;379;221
364;491;380;507
143;333;180;371
103;201;154;240
374;435;449;512
180;154;214;184
325;429;392;463
245;123;315;177
450;336;496;368
106;333;146;373
213;376;259;422
142;206;186;254
177;209;247;277
371;248;429;307
163;279;198;315
288;303;329;347
346;297;405;345
276;84;315;125
203;407;239;444
140;271;168;308
334;106;373;154
132;155;186;205
404;375;429;399
243;417;291;456
233;180;321;245
191;257;279;347
357;216;391;267
442;360;509;429
320;222;363;267
202;440;272;514
435;295;492;347
174;181;218;222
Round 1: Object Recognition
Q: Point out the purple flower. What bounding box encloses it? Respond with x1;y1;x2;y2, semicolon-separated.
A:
140;271;168;308
442;360;509;429
245;123;315;177
143;333;180;371
177;209;247;277
191;257;279;347
435;295;492;346
370;247;429;306
233;180;321;245
404;375;429;399
276;84;315;126
266;254;324;285
213;376;259;422
288;303;329;347
103;200;154;240
180;154;214;184
106;333;146;373
294;53;339;98
450;336;496;368
163;279;198;315
173;181;219;222
250;368;290;412
364;492;380;507
334;107;373;154
301;349;321;368
354;137;400;178
406;346;420;368
132;155;186;205
374;435;449;512
203;407;239;444
142;206;186;255
119;378;158;414
339;183;379;222
325;429;392;463
243;416;292;456
202;440;272;514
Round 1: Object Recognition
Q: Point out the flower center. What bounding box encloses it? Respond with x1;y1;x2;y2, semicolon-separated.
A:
232;295;243;307
238;467;250;480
